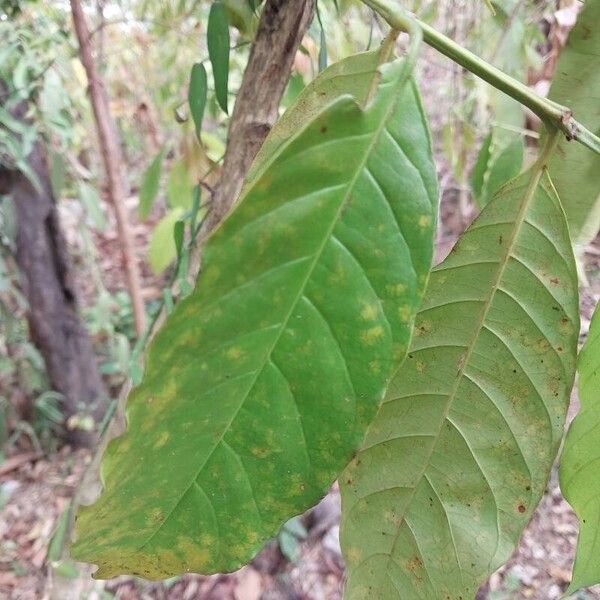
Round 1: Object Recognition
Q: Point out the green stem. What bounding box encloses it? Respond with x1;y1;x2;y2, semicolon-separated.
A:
361;0;600;156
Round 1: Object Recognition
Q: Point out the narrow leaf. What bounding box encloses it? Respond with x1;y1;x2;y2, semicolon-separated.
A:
482;136;524;207
173;219;185;261
78;182;107;231
341;164;579;599
471;132;492;202
547;0;600;247
560;303;600;593
139;148;165;220
188;63;207;141
166;159;193;210
477;135;524;208
147;208;184;274
71;53;438;579
208;2;230;114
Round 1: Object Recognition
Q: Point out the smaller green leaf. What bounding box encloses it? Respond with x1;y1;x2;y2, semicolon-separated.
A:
49;149;65;200
166;159;193;210
316;3;327;72
484;136;524;206
208;2;230;114
78;182;106;231
139;148;165;220
471;133;493;201
47;504;71;562
147;208;184;274
188;63;207;141
472;134;524;208
560;302;600;593
173;220;185;261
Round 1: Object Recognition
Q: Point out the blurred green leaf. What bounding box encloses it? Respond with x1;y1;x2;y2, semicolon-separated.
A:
49;149;65;200
139;148;165;220
147;208;184;274
78;182;107;231
560;303;600;593
166;159;193;210
471;132;492;201
546;0;600;247
208;2;230;114
188;63;207;141
472;134;524;208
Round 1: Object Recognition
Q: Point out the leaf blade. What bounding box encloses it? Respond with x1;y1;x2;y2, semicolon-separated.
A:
71;55;438;579
560;303;600;592
547;0;600;247
139;148;165;220
208;2;230;115
188;63;208;140
341;165;578;599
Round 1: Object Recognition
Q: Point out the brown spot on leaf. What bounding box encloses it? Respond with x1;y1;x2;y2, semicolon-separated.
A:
517;504;526;513
406;556;423;571
550;277;560;286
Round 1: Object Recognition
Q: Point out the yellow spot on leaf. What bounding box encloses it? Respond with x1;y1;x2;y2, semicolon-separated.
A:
361;326;384;345
250;447;269;458
226;346;244;360
361;304;378;321
369;360;381;374
154;431;170;449
398;304;412;322
419;214;431;228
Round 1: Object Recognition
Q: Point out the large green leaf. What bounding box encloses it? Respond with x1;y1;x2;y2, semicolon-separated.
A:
340;164;579;599
71;54;438;579
246;49;382;185
560;302;600;593
547;0;600;247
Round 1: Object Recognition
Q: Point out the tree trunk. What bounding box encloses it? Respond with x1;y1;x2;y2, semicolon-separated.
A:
1;139;107;447
69;0;146;336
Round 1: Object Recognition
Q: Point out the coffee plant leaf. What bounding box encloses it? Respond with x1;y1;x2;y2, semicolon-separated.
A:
560;303;600;593
246;49;381;186
341;166;579;600
71;55;438;579
547;0;600;247
481;136;524;208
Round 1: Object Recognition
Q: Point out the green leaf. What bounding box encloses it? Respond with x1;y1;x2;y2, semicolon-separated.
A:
173;219;185;261
473;135;524;209
560;302;600;593
483;136;524;206
49;149;65;200
340;165;579;599
208;2;230;114
78;182;107;231
188;63;207;141
147;208;184;274
71;54;438;579
166;159;193;210
471;133;492;202
139;148;165;220
547;0;600;247
246;50;383;186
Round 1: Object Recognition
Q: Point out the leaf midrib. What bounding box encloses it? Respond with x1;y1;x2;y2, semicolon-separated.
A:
136;64;408;559
376;164;550;589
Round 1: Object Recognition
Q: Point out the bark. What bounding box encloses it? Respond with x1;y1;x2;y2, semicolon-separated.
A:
69;0;146;336
205;0;316;233
1;118;107;447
